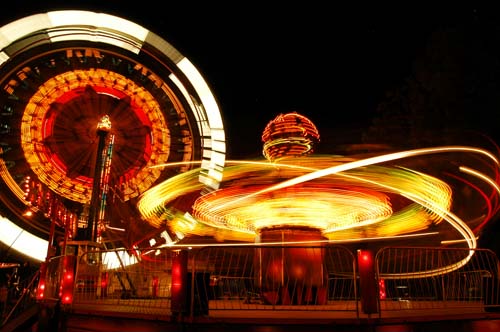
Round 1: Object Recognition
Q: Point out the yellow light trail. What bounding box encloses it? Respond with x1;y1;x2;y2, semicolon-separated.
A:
138;145;500;257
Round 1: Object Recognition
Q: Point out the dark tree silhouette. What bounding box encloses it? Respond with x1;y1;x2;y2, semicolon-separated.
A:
363;9;500;149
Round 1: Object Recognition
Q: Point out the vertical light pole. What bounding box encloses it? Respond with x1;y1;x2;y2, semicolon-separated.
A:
86;115;111;242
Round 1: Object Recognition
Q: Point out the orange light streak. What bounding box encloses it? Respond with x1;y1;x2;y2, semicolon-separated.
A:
138;145;500;259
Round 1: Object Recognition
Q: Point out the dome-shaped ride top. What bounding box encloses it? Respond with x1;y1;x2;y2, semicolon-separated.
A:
262;112;320;162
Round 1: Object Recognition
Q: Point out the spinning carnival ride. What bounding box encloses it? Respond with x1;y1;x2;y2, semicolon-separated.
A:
139;112;500;253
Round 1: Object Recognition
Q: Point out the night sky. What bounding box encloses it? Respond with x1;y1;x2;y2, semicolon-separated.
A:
3;3;493;158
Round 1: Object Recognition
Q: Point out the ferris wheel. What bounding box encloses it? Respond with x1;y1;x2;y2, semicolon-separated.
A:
0;10;226;260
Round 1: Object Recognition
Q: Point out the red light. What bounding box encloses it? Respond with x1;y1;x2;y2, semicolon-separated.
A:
36;262;47;300
379;279;386;300
172;263;182;288
358;250;373;267
60;255;76;304
101;272;108;288
61;293;73;304
36;281;46;300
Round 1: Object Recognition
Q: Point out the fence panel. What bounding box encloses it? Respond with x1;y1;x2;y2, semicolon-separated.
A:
191;245;358;315
376;247;500;316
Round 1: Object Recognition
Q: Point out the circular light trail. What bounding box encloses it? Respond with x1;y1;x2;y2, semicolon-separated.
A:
138;112;500;256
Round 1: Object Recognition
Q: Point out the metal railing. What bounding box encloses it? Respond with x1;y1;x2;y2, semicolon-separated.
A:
189;245;357;315
70;247;173;316
375;247;500;317
1;269;39;328
36;244;500;320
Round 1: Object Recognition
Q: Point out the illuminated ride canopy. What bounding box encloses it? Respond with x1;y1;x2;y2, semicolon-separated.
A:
138;112;500;253
0;10;225;261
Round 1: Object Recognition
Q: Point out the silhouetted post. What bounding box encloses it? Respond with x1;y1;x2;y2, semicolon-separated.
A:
357;249;379;314
171;250;188;315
